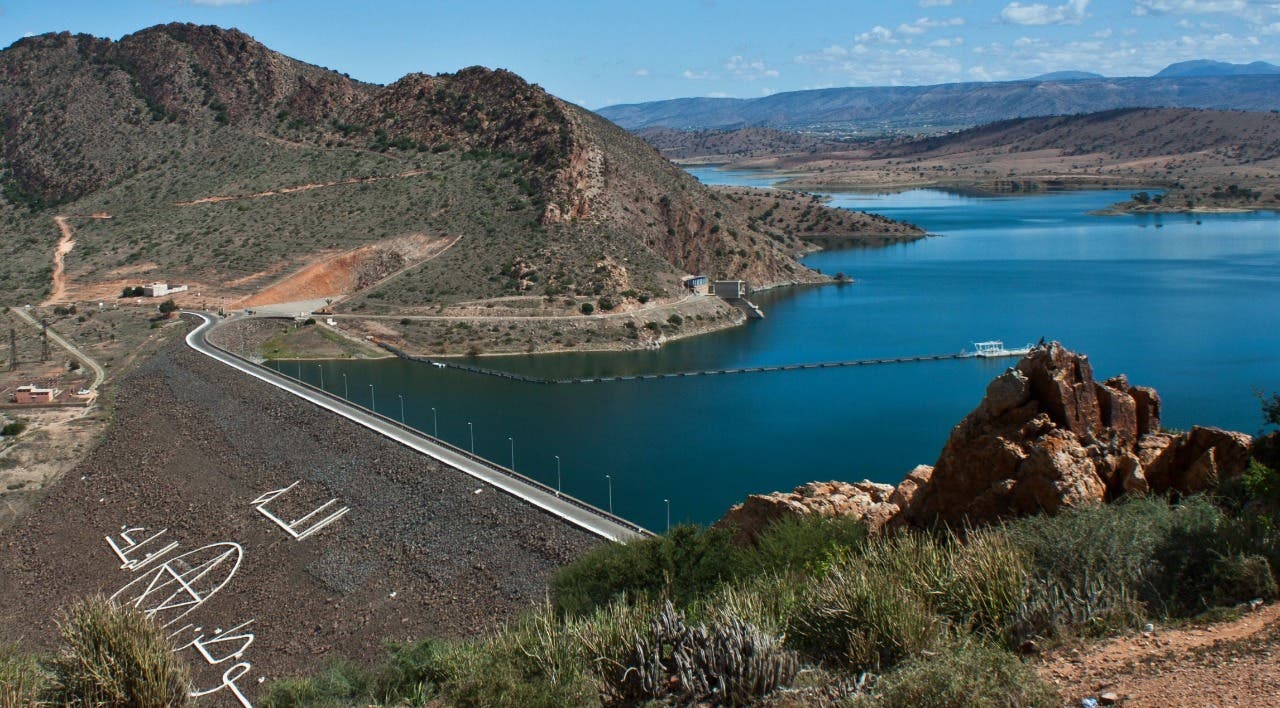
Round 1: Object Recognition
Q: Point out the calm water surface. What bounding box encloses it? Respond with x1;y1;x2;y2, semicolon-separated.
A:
276;169;1280;532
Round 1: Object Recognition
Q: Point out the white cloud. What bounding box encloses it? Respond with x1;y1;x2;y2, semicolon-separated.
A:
681;69;714;79
707;91;731;98
1263;21;1280;32
855;25;897;43
794;43;965;85
725;55;780;80
633;68;650;77
1133;0;1246;15
897;16;966;35
1000;0;1090;25
188;0;260;5
1133;0;1280;24
930;36;965;47
1093;27;1114;37
919;0;953;6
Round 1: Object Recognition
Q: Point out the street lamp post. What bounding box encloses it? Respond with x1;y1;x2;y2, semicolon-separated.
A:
468;422;474;454
399;394;405;424
317;364;323;390
555;455;561;497
664;498;670;533
342;373;348;399
369;384;375;412
431;407;438;438
296;362;301;379
508;437;515;471
606;474;613;515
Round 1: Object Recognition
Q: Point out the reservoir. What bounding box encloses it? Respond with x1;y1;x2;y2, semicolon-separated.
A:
276;171;1280;532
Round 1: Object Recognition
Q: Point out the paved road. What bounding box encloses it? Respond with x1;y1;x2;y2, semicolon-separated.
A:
10;306;107;391
184;312;647;542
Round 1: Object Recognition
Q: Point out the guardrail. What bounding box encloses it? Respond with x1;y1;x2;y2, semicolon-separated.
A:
188;314;651;540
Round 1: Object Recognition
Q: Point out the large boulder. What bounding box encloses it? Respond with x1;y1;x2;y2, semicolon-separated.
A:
897;342;1251;528
715;480;898;543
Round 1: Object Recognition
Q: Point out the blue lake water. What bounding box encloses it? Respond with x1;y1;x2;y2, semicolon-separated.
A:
277;169;1280;532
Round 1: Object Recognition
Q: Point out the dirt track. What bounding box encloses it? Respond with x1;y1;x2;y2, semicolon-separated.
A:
1040;604;1280;706
44;216;76;305
0;328;598;697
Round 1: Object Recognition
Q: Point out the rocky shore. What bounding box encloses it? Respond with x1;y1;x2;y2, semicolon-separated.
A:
720;343;1261;537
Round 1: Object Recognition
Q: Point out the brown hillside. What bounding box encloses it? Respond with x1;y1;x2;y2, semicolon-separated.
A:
0;23;924;309
724;108;1280;211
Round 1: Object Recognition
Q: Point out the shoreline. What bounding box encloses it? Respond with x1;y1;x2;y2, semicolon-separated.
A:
693;163;1280;215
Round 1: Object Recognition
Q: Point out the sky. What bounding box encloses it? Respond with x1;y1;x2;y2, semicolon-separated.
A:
2;0;1278;108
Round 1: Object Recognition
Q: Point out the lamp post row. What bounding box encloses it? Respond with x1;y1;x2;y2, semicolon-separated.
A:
306;368;671;529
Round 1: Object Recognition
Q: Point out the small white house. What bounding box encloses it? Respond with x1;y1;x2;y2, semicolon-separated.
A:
142;283;189;297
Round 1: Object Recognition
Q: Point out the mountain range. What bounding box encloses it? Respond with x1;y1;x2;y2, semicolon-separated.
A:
598;60;1280;133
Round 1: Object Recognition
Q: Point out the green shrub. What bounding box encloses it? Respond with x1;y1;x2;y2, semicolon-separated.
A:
261;659;371;707
1002;496;1276;641
579;302;594;315
864;640;1058;708
940;530;1031;637
366;637;457;703
1002;498;1172;640
46;595;191;707
1;421;26;437
790;529;1028;670
0;642;49;708
738;514;868;577
551;524;742;615
444;612;598;708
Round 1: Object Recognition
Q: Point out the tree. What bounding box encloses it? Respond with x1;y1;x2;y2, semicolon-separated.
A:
157;299;177;315
580;302;595;315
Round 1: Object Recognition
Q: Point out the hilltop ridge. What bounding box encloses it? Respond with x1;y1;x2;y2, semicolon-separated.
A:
0;24;923;345
598;69;1280;134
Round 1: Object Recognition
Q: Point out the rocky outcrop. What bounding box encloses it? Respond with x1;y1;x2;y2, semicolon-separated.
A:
719;343;1261;537
895;343;1253;527
716;480;899;543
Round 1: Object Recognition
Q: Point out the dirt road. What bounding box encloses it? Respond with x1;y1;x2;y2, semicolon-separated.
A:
44;216;76;305
1039;604;1280;706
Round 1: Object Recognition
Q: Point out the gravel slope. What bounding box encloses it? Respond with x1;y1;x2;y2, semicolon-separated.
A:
0;328;599;692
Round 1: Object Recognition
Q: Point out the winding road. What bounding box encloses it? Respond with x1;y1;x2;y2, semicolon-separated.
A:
183;312;647;542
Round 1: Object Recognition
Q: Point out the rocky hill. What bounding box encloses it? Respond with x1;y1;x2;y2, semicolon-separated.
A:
0;24;922;310
709;108;1280;212
635;126;856;164
598;74;1280;134
869;107;1280;164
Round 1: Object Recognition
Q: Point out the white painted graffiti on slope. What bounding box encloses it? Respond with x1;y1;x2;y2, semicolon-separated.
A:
110;542;243;627
172;619;256;665
105;526;180;572
172;620;257;707
189;662;254;707
252;480;349;541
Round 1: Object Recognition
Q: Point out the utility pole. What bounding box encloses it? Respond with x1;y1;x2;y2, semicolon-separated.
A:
40;319;49;362
7;328;15;372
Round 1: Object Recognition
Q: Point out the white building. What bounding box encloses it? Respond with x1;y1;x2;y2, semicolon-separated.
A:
142;282;189;297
